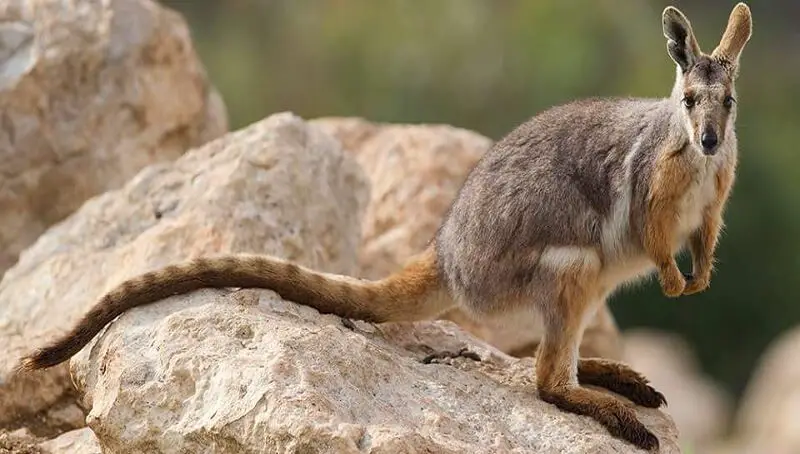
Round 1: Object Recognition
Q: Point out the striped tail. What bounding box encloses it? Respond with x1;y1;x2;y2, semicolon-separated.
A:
19;246;451;370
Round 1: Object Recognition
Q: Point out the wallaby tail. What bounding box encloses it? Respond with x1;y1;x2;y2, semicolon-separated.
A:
19;245;451;371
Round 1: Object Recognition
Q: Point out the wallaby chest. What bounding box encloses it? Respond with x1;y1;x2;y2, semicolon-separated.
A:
672;153;726;248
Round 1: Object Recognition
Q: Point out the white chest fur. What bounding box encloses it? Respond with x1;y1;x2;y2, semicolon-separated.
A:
598;146;726;291
673;154;722;248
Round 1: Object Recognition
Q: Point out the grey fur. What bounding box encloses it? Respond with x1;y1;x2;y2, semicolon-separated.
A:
435;51;742;322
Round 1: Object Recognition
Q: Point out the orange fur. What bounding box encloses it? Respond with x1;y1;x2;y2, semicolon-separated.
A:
644;149;695;297
535;261;664;450
685;163;735;294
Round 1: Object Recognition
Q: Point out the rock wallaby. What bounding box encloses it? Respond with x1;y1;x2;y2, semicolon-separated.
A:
20;4;751;450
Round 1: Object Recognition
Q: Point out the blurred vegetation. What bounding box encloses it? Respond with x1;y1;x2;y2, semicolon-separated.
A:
161;0;800;402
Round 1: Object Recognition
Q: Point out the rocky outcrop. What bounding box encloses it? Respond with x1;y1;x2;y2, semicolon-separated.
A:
314;117;624;361
70;288;680;454
0;0;228;275
3;111;681;452
0;113;368;430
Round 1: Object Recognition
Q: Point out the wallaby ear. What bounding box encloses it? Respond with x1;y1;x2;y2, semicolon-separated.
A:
662;6;701;72
712;3;752;68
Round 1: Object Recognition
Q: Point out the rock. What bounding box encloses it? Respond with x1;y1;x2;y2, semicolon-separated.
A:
0;113;368;429
312;117;624;361
38;428;101;454
310;117;490;280
0;0;228;276
622;329;731;450
70;287;680;453
727;326;800;454
444;299;624;361
0;428;44;454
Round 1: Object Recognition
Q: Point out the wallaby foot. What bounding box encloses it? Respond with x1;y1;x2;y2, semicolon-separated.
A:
421;347;481;364
539;385;660;451
535;271;660;451
577;358;667;408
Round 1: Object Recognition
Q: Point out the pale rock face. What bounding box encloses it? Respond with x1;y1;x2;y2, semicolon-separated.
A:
0;112;369;429
310;116;490;280
71;288;681;454
0;0;228;276
622;329;731;451
313;117;623;361
39;428;101;454
0;428;45;453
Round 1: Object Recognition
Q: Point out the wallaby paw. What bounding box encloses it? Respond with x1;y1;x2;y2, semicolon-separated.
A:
616;381;667;409
539;386;660;451
421;347;481;364
659;270;686;298
577;358;667;408
682;272;710;295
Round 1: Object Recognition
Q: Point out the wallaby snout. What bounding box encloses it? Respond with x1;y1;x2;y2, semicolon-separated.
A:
700;127;719;155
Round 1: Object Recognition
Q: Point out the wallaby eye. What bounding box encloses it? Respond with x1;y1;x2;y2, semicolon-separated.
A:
682;96;696;109
723;95;736;108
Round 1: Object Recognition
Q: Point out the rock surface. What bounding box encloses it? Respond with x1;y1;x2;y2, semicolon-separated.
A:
313;117;624;361
38;428;101;454
3;112;679;452
0;0;228;275
71;288;680;453
0;113;368;429
310;116;490;280
0;429;44;454
622;329;731;451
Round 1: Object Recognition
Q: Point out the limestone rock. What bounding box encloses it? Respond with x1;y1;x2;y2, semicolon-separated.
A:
313;117;623;361
310;116;490;280
39;428;100;454
622;329;731;450
0;428;43;454
728;327;800;454
0;0;228;275
71;288;681;453
0;112;368;428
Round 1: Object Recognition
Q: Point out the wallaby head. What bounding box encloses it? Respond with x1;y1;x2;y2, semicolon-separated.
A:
662;3;752;156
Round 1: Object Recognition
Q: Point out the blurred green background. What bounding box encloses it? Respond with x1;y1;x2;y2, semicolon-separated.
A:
160;0;799;402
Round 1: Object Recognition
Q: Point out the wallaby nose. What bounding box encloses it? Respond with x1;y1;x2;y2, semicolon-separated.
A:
701;130;718;154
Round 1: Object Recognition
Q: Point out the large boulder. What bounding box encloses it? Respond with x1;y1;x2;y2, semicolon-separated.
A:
313;117;624;361
4;112;680;452
0;0;228;275
69;287;680;453
0;112;369;430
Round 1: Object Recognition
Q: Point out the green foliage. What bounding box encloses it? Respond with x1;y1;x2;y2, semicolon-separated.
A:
163;0;800;400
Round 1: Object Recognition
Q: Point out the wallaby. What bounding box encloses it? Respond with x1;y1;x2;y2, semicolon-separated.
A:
19;4;751;450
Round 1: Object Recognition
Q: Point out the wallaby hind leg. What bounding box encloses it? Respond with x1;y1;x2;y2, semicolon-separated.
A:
535;277;659;451
577;358;667;409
